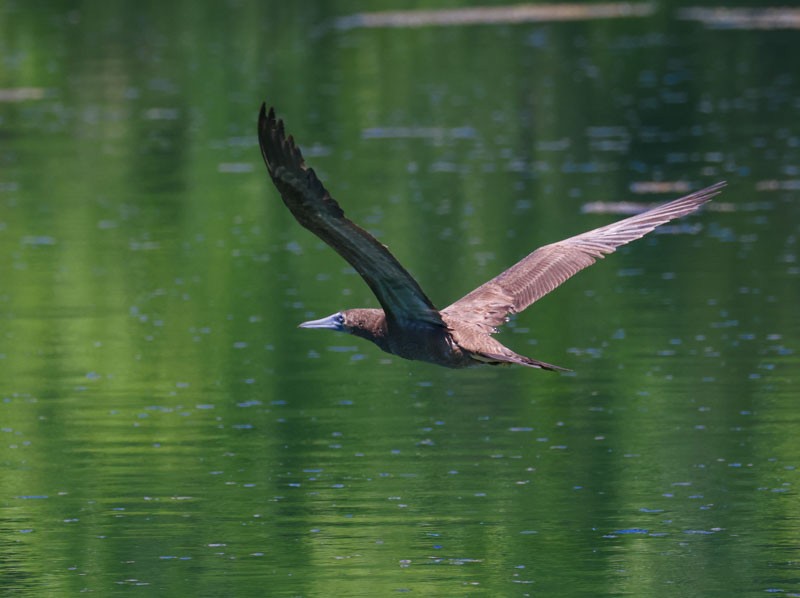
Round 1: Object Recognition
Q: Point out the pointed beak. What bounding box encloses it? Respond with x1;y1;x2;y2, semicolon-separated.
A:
298;313;344;331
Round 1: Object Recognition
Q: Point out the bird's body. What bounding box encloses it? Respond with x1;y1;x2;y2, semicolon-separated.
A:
258;103;725;370
315;308;546;369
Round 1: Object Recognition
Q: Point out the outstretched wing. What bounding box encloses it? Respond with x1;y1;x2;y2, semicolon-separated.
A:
442;182;726;331
258;104;444;328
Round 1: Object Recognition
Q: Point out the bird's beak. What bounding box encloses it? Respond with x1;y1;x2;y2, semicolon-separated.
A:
298;313;344;331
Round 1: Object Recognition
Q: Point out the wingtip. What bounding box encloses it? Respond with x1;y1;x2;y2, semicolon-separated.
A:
690;180;727;207
700;180;727;197
257;102;268;139
706;180;727;195
258;102;276;130
663;180;727;213
257;103;293;174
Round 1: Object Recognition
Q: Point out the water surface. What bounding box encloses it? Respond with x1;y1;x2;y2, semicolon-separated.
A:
1;1;799;595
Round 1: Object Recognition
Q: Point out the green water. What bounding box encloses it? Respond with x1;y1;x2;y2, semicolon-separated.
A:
1;1;799;595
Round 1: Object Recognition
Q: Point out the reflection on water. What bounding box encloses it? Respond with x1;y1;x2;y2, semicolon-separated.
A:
1;1;799;596
335;2;656;30
679;7;800;30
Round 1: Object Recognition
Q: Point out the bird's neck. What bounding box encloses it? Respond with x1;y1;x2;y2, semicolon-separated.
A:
344;309;390;349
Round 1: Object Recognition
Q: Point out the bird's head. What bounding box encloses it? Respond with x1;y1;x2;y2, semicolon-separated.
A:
299;309;387;345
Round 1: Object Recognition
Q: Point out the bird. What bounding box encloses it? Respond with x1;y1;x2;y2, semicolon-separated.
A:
257;103;725;371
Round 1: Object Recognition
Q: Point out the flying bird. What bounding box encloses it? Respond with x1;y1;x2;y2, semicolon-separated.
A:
257;103;725;370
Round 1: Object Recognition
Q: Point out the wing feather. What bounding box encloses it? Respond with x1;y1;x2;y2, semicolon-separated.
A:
257;104;444;328
443;182;726;330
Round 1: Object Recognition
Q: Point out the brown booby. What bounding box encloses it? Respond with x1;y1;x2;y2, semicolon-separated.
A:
258;103;725;370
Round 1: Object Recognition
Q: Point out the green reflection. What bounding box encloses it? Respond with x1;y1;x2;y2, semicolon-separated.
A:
1;1;799;596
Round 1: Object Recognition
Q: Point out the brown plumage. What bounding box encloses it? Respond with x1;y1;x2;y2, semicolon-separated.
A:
258;103;725;370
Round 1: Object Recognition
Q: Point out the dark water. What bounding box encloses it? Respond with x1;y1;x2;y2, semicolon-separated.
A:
1;1;799;595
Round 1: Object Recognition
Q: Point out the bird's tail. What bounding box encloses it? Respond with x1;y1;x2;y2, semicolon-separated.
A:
479;351;570;372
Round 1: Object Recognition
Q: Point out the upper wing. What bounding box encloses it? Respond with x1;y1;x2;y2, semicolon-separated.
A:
442;182;726;331
258;103;444;328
